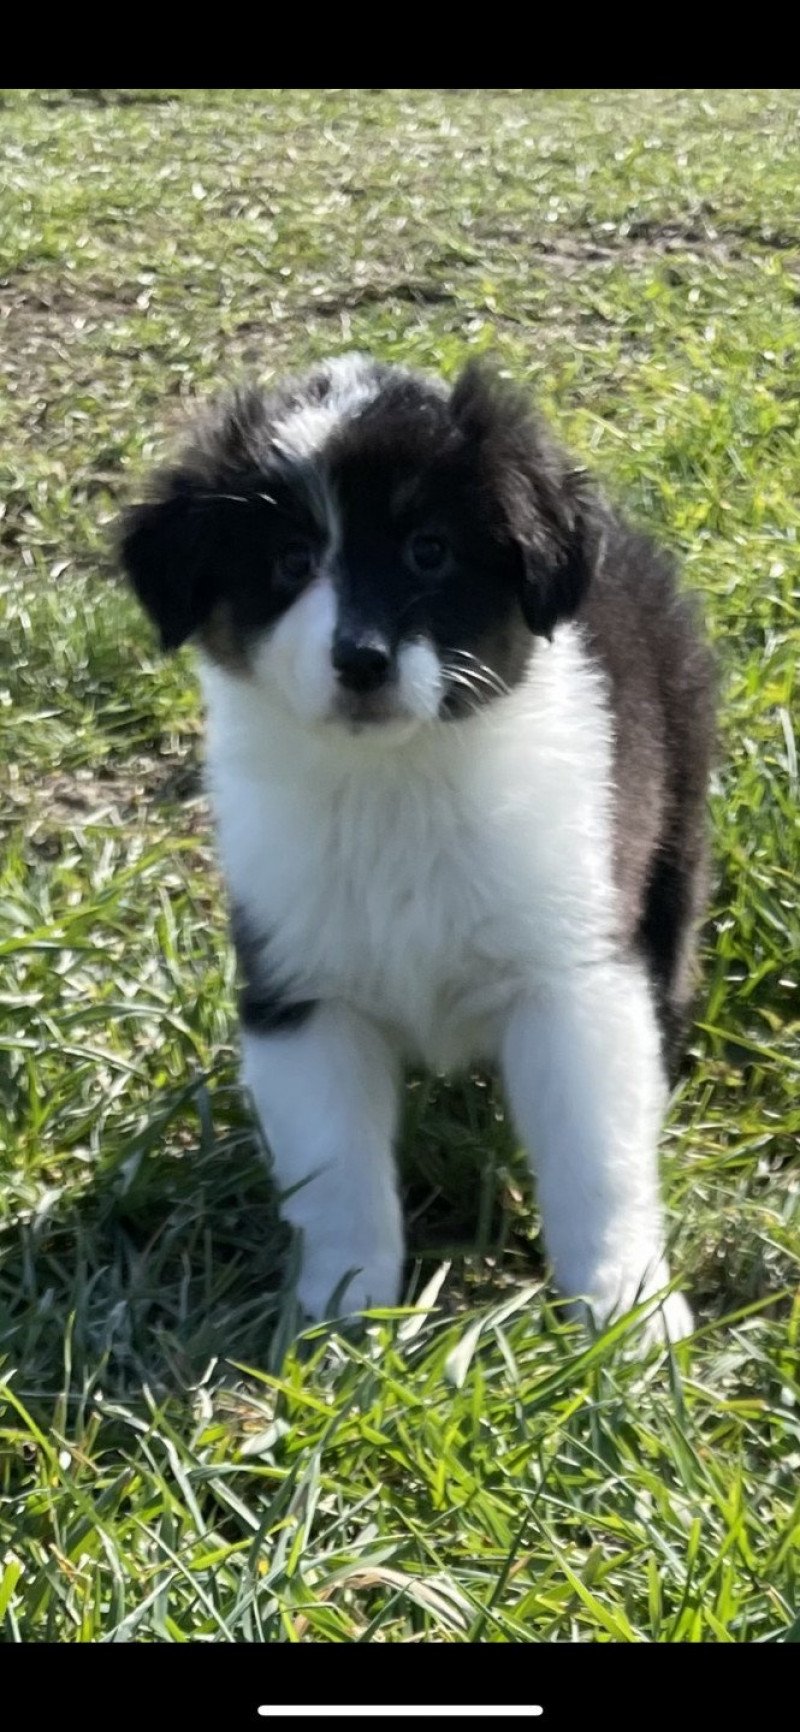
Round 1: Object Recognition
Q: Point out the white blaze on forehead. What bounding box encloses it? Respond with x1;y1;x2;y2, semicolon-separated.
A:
269;354;379;540
271;353;380;464
268;354;449;533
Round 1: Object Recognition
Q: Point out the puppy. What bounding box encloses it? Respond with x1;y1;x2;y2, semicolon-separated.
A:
120;354;714;1343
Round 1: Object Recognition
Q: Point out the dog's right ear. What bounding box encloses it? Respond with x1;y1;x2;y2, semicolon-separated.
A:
119;484;221;653
452;361;602;639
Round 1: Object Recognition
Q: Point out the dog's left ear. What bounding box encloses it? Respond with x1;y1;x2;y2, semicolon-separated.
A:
452;361;602;639
119;481;224;652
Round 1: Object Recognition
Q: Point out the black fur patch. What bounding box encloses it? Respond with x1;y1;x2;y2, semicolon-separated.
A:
579;523;715;1076
230;903;315;1035
321;361;600;702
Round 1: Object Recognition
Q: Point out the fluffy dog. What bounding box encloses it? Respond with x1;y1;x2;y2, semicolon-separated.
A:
121;354;714;1343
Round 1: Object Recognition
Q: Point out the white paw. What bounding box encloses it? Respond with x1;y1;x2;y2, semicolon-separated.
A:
576;1285;694;1352
635;1289;694;1349
297;1250;402;1323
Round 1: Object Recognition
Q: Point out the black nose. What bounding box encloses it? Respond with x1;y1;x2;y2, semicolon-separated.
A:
332;631;392;693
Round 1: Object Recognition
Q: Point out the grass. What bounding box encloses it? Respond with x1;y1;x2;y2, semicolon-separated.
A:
0;87;798;1643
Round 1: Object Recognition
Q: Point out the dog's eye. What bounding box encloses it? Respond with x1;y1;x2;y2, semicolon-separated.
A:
405;531;450;576
275;538;315;585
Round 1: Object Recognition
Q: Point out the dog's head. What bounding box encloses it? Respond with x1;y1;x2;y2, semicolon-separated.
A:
120;354;600;734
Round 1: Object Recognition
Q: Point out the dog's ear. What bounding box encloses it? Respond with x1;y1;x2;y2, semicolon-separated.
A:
452;361;601;639
120;387;272;652
502;459;597;640
119;482;222;652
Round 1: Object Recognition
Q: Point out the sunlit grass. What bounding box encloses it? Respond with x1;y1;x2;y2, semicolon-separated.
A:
1;87;798;1642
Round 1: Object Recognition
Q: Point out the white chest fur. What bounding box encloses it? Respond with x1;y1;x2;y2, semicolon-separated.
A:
201;625;619;1070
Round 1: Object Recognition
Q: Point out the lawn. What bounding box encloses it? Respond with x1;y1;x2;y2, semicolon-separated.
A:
0;87;798;1643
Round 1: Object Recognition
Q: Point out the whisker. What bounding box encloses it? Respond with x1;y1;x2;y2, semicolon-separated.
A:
198;491;250;504
441;647;511;697
440;668;478;694
439;667;487;715
446;646;506;678
196;490;277;508
442;663;509;699
447;658;509;696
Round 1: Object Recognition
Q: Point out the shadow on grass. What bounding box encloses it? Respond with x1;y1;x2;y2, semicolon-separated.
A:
39;90;182;109
0;1068;538;1417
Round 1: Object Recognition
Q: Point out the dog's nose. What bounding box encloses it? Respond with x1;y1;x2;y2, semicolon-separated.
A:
332;631;392;693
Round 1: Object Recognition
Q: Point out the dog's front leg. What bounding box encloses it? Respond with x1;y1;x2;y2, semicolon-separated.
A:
501;961;693;1345
242;1004;403;1321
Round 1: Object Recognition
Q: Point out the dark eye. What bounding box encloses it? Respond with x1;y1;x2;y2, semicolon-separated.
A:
275;538;315;585
405;531;450;575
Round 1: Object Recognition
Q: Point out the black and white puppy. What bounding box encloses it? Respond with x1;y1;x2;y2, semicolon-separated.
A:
121;354;714;1344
